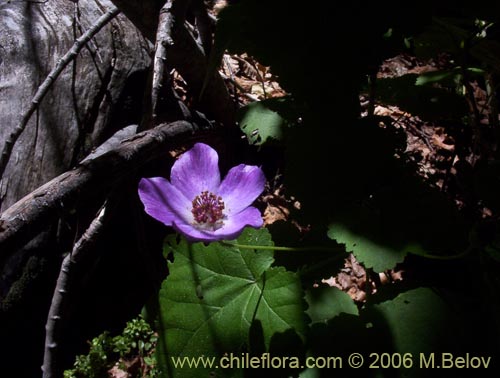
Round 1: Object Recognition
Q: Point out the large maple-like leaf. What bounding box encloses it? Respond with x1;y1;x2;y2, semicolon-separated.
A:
156;228;305;377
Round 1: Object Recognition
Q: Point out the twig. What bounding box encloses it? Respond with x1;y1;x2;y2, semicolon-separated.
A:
219;72;260;102
191;0;213;57
485;72;499;140
390;111;435;152
462;77;482;159
367;73;376;117
151;1;175;120
0;120;213;266
151;0;190;120
248;57;267;99
112;0;235;125
5;0;48;3
222;55;240;102
406;122;435;153
0;5;120;180
42;203;110;378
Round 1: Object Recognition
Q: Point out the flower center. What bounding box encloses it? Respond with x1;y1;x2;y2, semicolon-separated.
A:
191;191;225;226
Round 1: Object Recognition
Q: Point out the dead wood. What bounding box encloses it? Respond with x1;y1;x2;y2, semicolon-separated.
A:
42;203;110;378
151;0;190;119
0;5;121;180
110;0;236;125
0;0;151;212
0;120;212;267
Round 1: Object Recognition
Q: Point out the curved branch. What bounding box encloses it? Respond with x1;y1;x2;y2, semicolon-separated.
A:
151;0;191;119
0;5;120;180
192;0;213;57
170;24;235;125
42;203;110;378
111;0;235;125
0;120;213;266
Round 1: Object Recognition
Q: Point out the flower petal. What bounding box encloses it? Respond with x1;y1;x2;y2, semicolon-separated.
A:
218;164;266;214
138;177;193;226
172;206;263;242
170;143;221;201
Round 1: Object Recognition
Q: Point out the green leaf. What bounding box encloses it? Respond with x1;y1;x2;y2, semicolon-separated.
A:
327;221;419;272
305;287;358;324
365;287;468;356
327;180;468;272
376;74;467;121
415;67;484;87
414;69;459;86
157;228;306;377
238;100;286;145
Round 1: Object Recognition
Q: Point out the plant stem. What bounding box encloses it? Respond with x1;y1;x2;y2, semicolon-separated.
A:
412;247;472;261
223;242;471;260
221;242;344;253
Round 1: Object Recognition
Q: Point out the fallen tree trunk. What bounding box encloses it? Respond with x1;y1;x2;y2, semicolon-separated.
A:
0;120;212;267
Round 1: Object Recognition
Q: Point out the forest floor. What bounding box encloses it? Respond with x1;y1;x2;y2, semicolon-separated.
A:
217;51;495;304
107;50;495;378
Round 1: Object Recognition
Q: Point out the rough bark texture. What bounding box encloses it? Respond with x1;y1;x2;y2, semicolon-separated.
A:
43;205;109;378
0;120;203;264
0;0;151;212
0;1;237;376
110;0;236;125
0;1;153;375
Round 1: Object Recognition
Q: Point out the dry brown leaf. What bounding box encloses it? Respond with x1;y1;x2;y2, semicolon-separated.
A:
108;364;128;378
263;204;290;225
432;134;455;151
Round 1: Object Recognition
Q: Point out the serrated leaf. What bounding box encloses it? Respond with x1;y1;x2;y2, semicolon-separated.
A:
365;288;466;355
326;170;468;272
156;228;305;378
355;287;483;378
239;100;286;145
305;287;358;324
327;221;418;272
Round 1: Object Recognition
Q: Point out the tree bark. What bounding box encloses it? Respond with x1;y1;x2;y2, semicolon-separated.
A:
0;120;211;268
0;0;231;375
0;0;151;213
0;2;152;375
110;0;236;126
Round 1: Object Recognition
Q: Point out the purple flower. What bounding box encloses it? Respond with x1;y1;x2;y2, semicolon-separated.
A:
138;143;265;242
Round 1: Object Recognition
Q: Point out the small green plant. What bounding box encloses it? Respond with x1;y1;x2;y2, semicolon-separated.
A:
64;316;158;378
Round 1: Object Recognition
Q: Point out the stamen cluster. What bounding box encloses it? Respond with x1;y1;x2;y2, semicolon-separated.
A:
191;191;225;224
138;143;265;242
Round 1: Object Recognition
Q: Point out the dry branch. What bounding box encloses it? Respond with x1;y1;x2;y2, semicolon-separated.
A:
111;0;235;125
42;203;110;378
151;0;190;119
0;5;120;180
192;0;213;56
0;120;211;267
172;25;235;124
